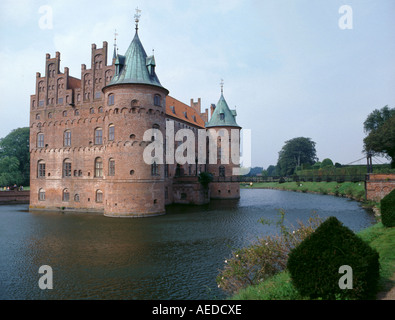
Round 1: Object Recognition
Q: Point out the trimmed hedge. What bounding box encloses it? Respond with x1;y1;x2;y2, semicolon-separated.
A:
287;217;380;300
380;189;395;227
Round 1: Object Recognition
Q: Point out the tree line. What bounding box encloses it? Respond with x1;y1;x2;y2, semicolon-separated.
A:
261;105;395;177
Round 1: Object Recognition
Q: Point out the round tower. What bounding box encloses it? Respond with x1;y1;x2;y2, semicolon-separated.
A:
101;14;168;217
206;83;241;200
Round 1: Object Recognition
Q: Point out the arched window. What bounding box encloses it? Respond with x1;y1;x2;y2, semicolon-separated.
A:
37;133;44;148
74;194;80;202
108;94;115;106
109;158;115;176
219;166;226;177
38;189;45;201
62;189;70;202
108;124;115;141
154;94;161;106
64;130;71;146
37;160;46;178
63;159;72;177
94;128;103;145
95;157;103;178
96;190;103;203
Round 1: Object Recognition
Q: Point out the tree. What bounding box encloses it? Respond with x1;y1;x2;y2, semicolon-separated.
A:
321;158;334;168
363;105;395;133
266;165;277;177
363;106;395;168
0;127;30;186
0;156;24;186
364;115;395;168
276;137;317;176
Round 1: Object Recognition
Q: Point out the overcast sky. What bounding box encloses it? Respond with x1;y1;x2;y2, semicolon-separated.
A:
0;0;394;168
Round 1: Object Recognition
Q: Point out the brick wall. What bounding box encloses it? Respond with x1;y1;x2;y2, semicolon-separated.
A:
365;174;395;201
0;191;30;204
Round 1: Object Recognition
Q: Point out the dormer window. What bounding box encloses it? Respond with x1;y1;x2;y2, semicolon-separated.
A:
220;113;225;120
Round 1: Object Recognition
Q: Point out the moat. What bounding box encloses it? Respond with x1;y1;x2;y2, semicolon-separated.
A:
0;189;375;300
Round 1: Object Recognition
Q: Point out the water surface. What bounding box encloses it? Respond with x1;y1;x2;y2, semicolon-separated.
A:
0;189;375;300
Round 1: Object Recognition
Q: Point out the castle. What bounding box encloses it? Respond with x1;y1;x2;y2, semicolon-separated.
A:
29;15;241;217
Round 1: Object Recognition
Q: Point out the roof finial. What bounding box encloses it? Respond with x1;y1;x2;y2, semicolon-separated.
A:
220;78;224;94
113;29;118;60
134;7;141;31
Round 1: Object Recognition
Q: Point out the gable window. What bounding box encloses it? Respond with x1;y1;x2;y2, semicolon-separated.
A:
95;157;103;178
108;124;115;141
64;130;71;146
108;94;115;106
38;160;46;178
95;128;103;145
37;133;44;148
63;159;72;177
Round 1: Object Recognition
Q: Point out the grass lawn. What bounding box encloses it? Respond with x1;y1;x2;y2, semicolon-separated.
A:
230;223;395;300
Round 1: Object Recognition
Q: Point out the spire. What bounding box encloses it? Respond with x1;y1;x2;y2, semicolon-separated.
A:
106;8;167;92
113;29;118;62
220;78;224;95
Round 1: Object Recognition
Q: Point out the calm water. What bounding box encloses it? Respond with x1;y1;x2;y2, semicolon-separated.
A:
0;189;375;300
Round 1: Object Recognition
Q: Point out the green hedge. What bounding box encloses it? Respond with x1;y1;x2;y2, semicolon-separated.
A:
380;189;395;227
287;217;380;300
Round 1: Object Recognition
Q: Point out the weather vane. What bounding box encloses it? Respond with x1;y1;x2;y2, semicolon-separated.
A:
114;29;118;50
220;79;224;94
134;7;142;31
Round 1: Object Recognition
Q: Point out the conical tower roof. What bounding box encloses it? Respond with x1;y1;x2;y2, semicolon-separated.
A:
108;30;165;90
206;93;240;128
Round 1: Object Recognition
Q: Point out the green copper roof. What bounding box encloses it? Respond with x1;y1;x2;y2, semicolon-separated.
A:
108;31;165;89
206;94;240;128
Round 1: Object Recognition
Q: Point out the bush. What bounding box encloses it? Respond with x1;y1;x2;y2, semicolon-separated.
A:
381;189;395;227
287;217;380;300
216;211;322;295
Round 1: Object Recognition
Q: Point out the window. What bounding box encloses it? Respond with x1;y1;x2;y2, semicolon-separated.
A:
90;107;95;114
74;194;80;202
64;130;71;146
58;98;63;105
220;113;225;121
98;106;103;113
63;159;72;177
95;128;103;145
108;125;115;141
39;100;44;107
151;161;159;176
95;92;101;99
48;112;53;119
108;94;115;106
38;160;46;178
109;159;115;176
63;110;67;117
154;95;161;106
74;109;80;116
36;114;40;120
62;189;70;202
96;190;103;203
37;133;44;148
38;189;45;201
95;158;103;178
219;166;226;177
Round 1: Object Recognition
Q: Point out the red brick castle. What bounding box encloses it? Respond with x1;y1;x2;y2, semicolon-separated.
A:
29;13;241;217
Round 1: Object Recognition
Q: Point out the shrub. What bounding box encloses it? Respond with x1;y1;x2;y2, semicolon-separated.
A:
381;189;395;227
216;211;322;295
287;217;380;300
198;172;213;188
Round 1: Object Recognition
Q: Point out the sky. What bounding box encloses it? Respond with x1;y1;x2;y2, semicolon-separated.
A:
0;0;394;168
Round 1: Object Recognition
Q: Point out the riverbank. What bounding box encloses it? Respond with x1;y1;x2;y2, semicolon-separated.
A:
241;181;372;204
230;222;395;300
